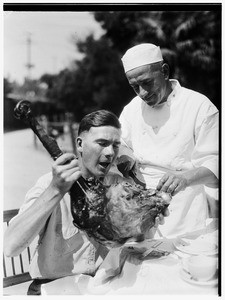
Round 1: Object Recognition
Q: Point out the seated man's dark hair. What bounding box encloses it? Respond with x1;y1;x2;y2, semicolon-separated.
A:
78;110;121;135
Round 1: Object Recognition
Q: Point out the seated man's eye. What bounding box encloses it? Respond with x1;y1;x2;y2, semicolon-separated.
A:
98;141;107;147
113;143;120;149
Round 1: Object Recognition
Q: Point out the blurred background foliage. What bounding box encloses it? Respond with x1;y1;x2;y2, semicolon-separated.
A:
4;10;221;127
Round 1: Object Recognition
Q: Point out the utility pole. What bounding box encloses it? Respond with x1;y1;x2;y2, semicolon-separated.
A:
25;32;34;80
25;32;36;148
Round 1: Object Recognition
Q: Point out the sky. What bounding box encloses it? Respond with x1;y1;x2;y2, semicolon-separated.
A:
4;11;104;83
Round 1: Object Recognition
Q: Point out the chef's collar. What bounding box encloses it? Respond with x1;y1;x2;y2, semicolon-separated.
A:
166;79;180;105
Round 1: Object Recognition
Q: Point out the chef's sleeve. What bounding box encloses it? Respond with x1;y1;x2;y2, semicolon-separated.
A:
191;102;219;179
118;109;136;160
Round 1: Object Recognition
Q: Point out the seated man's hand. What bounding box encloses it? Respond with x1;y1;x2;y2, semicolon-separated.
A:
50;153;82;195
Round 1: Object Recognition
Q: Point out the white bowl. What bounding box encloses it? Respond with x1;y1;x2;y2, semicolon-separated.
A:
184;255;218;282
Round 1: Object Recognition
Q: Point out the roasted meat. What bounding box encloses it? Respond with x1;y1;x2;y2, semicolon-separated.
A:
70;177;171;247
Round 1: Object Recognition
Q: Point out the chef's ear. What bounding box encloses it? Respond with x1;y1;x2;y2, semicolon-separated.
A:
76;136;83;153
162;63;170;80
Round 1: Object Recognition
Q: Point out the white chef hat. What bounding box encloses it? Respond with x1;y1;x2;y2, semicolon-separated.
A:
121;43;163;73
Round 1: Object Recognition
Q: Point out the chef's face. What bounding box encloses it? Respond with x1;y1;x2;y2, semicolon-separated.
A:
77;126;121;178
126;63;171;108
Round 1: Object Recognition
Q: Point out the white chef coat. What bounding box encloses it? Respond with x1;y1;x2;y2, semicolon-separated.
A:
119;80;218;237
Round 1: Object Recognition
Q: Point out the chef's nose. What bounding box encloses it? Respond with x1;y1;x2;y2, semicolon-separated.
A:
139;86;148;98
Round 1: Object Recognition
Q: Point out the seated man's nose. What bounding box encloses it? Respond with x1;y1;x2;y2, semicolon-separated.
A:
105;145;114;156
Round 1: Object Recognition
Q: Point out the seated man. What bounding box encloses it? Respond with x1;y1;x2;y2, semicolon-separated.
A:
4;109;166;295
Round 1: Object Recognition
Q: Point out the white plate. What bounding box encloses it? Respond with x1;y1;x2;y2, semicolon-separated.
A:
180;268;218;286
174;239;218;255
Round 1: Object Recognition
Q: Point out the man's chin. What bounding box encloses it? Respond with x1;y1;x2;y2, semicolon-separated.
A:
98;167;109;176
89;167;109;179
144;99;157;107
84;164;111;179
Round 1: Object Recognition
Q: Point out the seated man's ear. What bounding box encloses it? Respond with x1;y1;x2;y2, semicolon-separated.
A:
76;137;83;153
162;63;170;80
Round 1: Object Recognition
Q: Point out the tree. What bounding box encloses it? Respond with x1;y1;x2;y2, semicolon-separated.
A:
4;78;13;97
93;10;221;108
39;8;221;119
73;35;134;117
40;35;134;121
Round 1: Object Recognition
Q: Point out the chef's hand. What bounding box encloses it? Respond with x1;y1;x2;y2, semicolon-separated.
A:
50;153;82;195
156;172;188;195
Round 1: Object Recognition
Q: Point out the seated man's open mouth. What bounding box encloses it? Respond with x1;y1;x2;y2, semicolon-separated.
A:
99;161;111;170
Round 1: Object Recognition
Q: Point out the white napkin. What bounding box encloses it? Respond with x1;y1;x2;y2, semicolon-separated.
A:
77;238;174;294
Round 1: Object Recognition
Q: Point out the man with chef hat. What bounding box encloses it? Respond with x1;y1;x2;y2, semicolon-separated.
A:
118;43;219;238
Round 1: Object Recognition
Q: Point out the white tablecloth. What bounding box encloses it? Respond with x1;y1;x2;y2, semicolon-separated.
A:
41;219;219;295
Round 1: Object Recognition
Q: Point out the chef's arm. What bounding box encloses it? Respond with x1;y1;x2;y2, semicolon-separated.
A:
157;166;218;195
181;166;218;188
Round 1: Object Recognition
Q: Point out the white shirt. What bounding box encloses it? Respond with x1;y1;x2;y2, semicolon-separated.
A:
119;80;218;237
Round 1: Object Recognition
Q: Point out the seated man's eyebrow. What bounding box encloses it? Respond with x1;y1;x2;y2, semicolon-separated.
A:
96;139;121;145
95;138;110;146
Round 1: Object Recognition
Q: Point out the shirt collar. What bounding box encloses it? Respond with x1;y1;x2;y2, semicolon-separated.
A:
167;79;181;104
